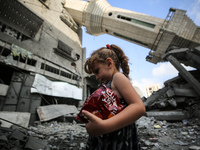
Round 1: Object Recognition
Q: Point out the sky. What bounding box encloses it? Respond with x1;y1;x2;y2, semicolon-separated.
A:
82;0;200;96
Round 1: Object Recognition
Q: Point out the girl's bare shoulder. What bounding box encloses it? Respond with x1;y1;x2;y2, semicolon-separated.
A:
113;72;129;83
112;72;131;91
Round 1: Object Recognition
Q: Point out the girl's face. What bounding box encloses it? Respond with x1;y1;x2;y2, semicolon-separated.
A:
92;61;112;83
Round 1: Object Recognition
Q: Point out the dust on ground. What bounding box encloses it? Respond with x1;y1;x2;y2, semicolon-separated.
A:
0;116;200;150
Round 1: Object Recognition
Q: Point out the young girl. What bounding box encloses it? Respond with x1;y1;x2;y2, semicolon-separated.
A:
83;44;146;150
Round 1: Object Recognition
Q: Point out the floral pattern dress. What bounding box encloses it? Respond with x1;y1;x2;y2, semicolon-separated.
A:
85;79;141;150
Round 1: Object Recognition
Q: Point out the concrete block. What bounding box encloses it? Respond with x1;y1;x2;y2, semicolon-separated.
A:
25;136;48;150
4;82;21;105
146;110;190;121
0;84;9;96
37;104;78;122
9;130;27;141
0;111;30;128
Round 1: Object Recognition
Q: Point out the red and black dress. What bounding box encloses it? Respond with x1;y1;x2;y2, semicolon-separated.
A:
85;79;141;150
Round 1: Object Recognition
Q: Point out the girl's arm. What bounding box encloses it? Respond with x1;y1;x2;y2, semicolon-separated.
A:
82;73;146;137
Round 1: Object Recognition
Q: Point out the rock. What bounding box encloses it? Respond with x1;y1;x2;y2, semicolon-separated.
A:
144;140;151;146
136;116;154;129
174;140;189;146
154;125;162;129
181;131;188;135
189;145;200;150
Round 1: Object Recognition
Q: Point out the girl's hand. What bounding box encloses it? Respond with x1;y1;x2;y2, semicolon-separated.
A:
82;110;107;137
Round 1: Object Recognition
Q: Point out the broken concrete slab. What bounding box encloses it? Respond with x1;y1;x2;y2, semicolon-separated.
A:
189;145;200;150
0;111;30;128
31;74;82;100
37;104;78;122
146;110;190;121
0;135;8;142
25;136;48;150
0;125;48;150
144;86;169;107
0;84;9;96
9;130;27;142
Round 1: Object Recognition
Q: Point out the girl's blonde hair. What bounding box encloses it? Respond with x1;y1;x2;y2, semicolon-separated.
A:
85;44;130;78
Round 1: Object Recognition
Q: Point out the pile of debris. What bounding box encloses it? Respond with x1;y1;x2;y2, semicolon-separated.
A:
143;70;200;121
137;116;200;150
0;125;48;150
0;104;88;150
0;115;200;150
0;120;88;150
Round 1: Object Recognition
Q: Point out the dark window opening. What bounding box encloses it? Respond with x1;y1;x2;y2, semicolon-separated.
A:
0;44;36;66
0;23;29;41
76;54;80;60
0;64;14;85
26;58;37;66
0;47;11;57
0;24;6;32
58;40;73;56
40;63;79;81
108;12;112;16
117;15;155;29
60;70;72;79
55;40;79;62
41;63;59;75
72;75;78;80
105;29;108;32
71;62;76;67
113;32;148;47
54;48;79;62
54;48;78;62
13;55;36;66
13;55;25;63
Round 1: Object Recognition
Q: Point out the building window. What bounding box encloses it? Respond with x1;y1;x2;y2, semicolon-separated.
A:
41;63;59;74
117;15;155;29
40;63;79;81
108;12;113;16
113;32;148;47
58;40;73;56
54;40;79;62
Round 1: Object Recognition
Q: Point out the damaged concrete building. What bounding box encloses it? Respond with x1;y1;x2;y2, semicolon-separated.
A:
0;0;200;149
0;0;86;126
0;0;200;129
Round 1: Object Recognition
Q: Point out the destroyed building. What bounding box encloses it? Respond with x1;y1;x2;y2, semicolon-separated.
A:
0;0;87;126
0;0;200;132
0;0;200;149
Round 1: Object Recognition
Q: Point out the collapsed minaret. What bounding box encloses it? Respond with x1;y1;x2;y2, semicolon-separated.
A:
63;0;200;64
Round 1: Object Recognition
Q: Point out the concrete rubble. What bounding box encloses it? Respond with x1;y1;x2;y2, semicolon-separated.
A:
0;114;200;150
143;69;200;122
0;117;88;150
137;116;200;150
0;0;199;149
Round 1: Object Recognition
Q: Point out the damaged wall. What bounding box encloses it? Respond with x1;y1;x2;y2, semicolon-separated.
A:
0;0;87;125
1;72;41;125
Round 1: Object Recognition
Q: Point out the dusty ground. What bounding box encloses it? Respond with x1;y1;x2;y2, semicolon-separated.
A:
137;116;200;150
30;116;200;150
0;116;200;150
